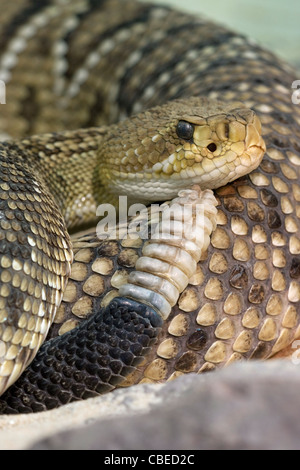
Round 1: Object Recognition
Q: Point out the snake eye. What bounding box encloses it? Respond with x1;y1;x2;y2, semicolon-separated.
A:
176;121;194;141
207;143;217;153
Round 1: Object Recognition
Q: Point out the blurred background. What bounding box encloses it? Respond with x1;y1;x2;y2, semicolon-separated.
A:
141;0;300;70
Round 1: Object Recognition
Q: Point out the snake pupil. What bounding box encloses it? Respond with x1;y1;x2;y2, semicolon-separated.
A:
176;120;194;141
207;143;217;152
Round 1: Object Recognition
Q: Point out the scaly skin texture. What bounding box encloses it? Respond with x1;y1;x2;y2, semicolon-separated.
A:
0;0;299;412
8;97;264;227
0;95;261;404
0;95;264;401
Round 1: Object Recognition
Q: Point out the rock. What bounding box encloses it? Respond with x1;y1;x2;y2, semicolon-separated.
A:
1;359;300;450
24;360;300;450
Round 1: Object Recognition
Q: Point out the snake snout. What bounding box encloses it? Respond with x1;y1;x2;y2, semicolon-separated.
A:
245;115;266;162
232;108;266;167
186;106;266;190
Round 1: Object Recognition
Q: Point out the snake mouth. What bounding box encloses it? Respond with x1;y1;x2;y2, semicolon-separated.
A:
244;115;266;160
102;102;267;203
248;144;266;153
245;135;266;169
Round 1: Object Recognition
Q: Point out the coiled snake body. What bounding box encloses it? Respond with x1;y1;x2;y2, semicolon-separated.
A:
0;0;299;413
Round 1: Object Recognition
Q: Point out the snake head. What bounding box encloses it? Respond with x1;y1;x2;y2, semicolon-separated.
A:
100;96;266;203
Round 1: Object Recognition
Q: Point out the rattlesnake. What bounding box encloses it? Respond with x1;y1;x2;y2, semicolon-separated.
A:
0;0;299;413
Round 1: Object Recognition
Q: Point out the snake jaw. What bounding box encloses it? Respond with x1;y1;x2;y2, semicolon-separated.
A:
98;107;266;204
100;98;266;203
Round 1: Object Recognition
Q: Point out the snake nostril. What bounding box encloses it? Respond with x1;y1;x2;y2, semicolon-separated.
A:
207;143;217;153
